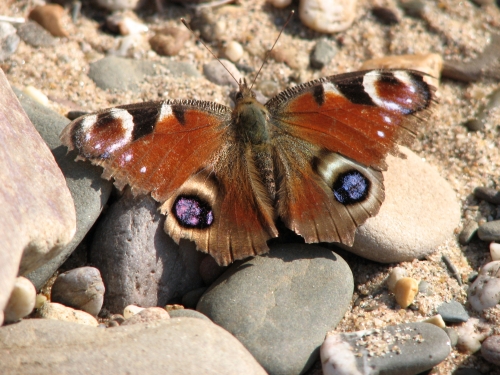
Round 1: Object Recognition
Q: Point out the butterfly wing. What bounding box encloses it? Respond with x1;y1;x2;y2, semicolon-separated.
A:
267;69;434;245
61;100;277;266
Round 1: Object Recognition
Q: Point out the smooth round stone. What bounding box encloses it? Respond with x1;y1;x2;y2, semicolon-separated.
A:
490;242;500;261
444;327;458;347
310;39;337;70
268;0;292;8
168;308;211;322
16;21;56;48
95;0;141;11
387;267;406;292
181;287;207;309
468;261;500;312
124;305;144;319
299;0;357;33
0;318;266;374
37;302;98;327
121;307;170;326
51;267;105;316
224;41;244;62
478;220;500;242
339;147;461;263
197;244;354;375
3;277;36;323
394;277;419;308
481;335;500;366
474;187;500;205
436;301;469;323
203;59;242;88
28;4;68;37
321;323;450;375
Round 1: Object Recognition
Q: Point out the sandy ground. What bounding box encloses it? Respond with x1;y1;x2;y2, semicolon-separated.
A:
2;0;500;373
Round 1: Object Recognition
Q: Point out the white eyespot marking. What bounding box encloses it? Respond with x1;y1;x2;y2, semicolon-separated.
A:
81;114;98;141
104;108;135;153
159;102;173;122
95;143;101;149
383;116;392;123
393;70;414;90
322;82;343;96
363;71;404;112
125;154;132;162
140;166;146;173
377;130;385;138
406;98;413;104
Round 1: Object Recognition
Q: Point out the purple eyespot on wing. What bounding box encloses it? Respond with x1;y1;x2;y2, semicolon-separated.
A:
332;170;370;205
173;195;214;229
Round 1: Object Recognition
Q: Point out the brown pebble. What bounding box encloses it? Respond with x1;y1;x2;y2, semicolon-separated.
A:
149;26;190;57
29;4;69;38
394;277;419;308
121;307;170;326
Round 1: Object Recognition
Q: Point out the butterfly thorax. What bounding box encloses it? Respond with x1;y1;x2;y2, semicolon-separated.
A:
232;83;271;145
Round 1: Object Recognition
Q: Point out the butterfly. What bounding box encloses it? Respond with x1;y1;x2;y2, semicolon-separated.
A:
60;69;434;266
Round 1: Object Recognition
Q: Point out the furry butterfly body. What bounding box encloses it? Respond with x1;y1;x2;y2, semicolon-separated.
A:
61;69;434;266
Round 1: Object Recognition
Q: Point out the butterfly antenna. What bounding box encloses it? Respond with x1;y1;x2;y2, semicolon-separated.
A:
249;10;294;91
181;18;240;86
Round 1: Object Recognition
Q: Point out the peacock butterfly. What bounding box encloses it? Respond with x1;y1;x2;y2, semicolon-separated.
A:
60;65;434;266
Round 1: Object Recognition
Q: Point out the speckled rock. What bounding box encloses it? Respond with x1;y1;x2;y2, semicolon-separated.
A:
16;21;57;48
321;323;450;375
51;267;105;316
437;300;469;323
481;335;500;366
14;89;112;291
36;302;99;326
0;70;75;323
468;261;500;312
3;277;36;323
121;307;170;326
197;244;354;375
310;39;337;69
0;318;267;375
299;0;357;33
339;147;460;263
90;193;204;313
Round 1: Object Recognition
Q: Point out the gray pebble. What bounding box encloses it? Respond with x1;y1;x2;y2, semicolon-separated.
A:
463;119;485;132
481;335;500;366
202;59;241;88
474;187;500;205
478;220;500;241
436;300;469;323
163;61;200;78
198;244;353;375
88;56;157;92
16;21;56;48
321;322;450;375
444;327;458;347
310;39;337;70
181;287;207;309
0;22;20;61
459;220;479;245
51;267;105;316
169;308;211;321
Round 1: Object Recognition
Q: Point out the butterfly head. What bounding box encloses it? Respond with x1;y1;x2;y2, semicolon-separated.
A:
235;78;257;103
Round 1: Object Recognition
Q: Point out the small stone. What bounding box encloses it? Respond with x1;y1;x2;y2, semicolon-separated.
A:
16;21;56;48
37;302;98;326
299;0;357;33
463;119;485;132
481;335;500;366
444;327;459;347
106;14;148;35
169;308;211;321
418;280;432;295
271;46;308;70
371;6;400;25
474;187;500;205
28;4;69;38
223;41;244;62
181;287;207;309
436;301;469;323
468;261;500;312
268;0;293;8
256;80;280;98
478;221;500;242
95;0;141;11
35;294;47;309
199;255;226;285
321;323;450;375
203;59;242;88
360;53;443;88
22;86;49;107
387;267;407;292
459;220;479;245
165;304;184;312
123;305;144;319
422;314;445;328
310;39;337;70
190;9;225;42
121;307;170;326
109;314;125;325
0;22;20;61
491;243;500;261
456;318;490;353
149;26;190;57
50;267;105;317
3;277;36;323
394;277;419;308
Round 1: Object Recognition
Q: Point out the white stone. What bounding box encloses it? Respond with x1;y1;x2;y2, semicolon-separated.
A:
321;333;362;375
224;41;244;63
124;304;144;319
490;242;500;261
386;267;407;292
299;0;357;33
268;0;292;8
3;276;36;323
37;302;98;326
22;85;49;107
468;260;500;312
423;314;446;328
456;318;491;353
